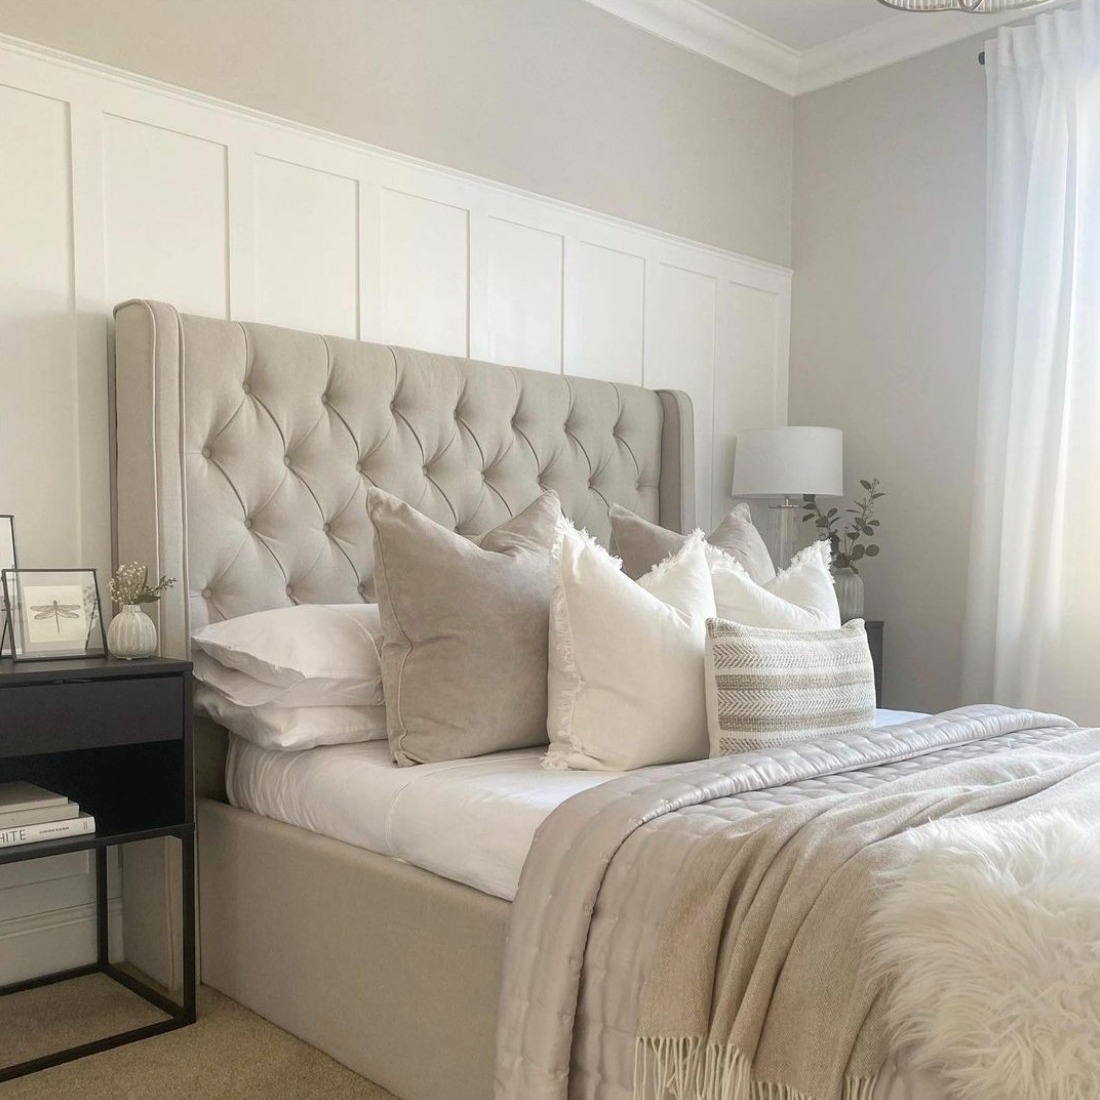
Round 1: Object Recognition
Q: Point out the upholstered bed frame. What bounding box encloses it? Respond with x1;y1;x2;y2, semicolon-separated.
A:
111;300;695;1100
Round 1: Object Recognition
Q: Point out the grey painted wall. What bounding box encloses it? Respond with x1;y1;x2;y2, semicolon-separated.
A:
0;0;793;265
790;36;988;713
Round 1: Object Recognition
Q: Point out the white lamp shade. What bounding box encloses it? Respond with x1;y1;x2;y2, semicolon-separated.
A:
731;427;844;498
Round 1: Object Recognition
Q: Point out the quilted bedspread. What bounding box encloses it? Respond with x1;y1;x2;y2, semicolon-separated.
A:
493;705;1085;1100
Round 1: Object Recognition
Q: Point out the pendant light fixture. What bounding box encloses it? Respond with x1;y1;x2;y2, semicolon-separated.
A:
876;0;1052;11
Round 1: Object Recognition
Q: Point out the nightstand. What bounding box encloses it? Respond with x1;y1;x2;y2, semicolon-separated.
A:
863;620;884;706
0;656;196;1081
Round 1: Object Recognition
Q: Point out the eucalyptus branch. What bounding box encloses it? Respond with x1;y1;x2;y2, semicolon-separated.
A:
801;478;885;575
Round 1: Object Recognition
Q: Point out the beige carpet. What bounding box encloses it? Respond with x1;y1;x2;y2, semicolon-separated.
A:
1;978;398;1099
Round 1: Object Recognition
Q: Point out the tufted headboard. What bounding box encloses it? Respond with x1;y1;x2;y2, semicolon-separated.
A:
112;300;695;660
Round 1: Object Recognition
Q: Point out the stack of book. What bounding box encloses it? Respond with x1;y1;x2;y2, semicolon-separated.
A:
0;782;96;849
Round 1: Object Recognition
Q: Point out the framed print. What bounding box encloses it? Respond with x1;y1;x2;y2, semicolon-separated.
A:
2;568;107;662
0;516;15;658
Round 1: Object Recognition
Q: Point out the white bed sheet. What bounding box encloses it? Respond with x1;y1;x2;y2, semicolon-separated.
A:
225;708;928;901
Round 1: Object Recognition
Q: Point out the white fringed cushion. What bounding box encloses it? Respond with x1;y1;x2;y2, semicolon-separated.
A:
710;540;841;629
705;618;875;755
544;525;715;771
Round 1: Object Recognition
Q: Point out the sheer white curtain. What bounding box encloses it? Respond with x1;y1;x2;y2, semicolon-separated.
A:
963;1;1100;721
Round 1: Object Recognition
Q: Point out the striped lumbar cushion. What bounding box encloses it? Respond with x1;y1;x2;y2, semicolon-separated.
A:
704;618;875;756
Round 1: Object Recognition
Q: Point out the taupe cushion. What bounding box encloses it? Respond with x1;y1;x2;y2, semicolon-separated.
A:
368;487;561;767
704;618;875;756
609;502;775;583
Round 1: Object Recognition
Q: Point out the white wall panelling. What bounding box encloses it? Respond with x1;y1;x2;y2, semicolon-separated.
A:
253;156;359;339
486;217;563;374
103;116;228;317
378;189;469;356
0;36;790;574
564;240;646;386
0;33;789;974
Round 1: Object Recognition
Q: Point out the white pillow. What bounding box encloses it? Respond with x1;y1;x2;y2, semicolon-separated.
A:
544;525;715;772
194;682;387;751
191;604;384;708
709;540;841;630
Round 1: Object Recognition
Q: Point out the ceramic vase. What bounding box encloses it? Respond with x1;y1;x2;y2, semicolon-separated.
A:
107;604;157;659
833;567;865;623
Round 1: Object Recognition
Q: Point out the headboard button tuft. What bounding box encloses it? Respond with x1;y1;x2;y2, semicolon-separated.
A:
321;393;330;405
201;447;212;459
284;455;292;467
244;518;253;530
201;588;212;599
323;523;332;534
243;382;251;395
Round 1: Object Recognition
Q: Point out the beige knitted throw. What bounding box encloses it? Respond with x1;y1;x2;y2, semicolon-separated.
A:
635;732;1100;1100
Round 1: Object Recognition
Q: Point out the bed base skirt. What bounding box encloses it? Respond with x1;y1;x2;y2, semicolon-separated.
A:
198;798;509;1100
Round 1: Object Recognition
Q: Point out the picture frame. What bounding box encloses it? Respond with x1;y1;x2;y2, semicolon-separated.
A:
0;516;15;658
1;567;107;662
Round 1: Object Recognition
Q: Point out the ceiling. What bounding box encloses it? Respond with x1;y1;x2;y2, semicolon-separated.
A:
584;0;1068;94
703;0;898;52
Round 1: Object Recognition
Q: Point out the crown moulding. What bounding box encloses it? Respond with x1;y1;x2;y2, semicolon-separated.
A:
583;0;1065;96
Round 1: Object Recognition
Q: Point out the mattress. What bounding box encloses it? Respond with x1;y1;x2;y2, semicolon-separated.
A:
225;709;928;901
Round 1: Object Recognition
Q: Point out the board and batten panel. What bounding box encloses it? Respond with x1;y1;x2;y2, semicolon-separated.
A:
564;241;645;385
253;155;359;338
715;281;786;527
645;263;718;529
486;217;563;374
0;85;77;567
377;189;468;356
103;116;227;318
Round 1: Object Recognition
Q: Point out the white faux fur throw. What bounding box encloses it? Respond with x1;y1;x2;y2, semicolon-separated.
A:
869;811;1100;1100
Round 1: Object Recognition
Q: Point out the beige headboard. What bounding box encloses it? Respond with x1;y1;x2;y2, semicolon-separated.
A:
111;300;695;661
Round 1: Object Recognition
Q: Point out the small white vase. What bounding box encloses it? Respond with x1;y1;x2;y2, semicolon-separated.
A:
833;567;865;623
107;604;158;659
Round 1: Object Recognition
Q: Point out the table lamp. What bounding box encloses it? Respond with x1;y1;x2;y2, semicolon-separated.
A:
731;427;843;569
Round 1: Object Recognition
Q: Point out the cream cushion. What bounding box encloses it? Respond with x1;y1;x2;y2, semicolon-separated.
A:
704;618;875;755
609;502;775;584
710;540;841;629
544;526;715;771
195;682;388;751
191;603;384;708
368;487;561;767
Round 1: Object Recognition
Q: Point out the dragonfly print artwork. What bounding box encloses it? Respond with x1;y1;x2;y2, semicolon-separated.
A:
31;599;84;634
18;581;94;649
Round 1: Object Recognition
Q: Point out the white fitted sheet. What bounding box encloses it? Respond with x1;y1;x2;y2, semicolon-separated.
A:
225;708;928;901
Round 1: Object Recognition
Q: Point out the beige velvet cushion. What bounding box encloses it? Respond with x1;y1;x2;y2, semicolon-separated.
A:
609;502;775;583
368;487;561;767
704;618;875;756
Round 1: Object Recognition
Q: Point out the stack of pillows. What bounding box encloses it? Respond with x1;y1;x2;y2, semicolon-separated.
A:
191;604;387;751
192;488;875;770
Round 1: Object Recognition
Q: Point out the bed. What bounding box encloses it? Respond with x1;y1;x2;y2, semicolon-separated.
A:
111;298;695;1100
112;301;1100;1100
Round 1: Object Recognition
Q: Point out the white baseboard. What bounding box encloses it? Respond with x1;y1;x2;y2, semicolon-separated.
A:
0;899;124;986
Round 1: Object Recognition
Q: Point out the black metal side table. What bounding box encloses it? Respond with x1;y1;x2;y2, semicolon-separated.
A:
0;656;196;1081
863;620;884;706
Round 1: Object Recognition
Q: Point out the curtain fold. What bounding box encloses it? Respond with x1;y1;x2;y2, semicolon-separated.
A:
963;0;1100;721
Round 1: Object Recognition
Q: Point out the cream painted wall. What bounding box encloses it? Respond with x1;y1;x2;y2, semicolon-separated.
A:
0;0;793;266
790;36;988;713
